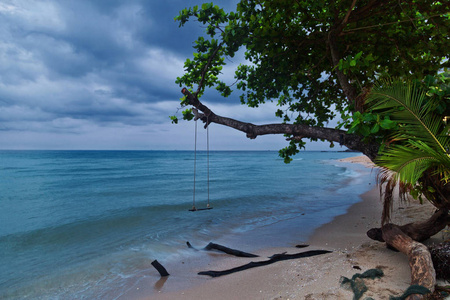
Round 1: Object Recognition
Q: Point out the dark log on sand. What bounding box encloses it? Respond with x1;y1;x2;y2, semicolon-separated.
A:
186;241;199;250
186;241;259;257
151;260;170;277
198;250;332;277
204;242;259;258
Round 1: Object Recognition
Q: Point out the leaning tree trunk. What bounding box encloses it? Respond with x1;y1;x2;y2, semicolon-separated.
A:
368;209;450;299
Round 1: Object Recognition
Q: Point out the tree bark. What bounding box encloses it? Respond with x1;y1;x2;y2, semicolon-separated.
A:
181;88;380;159
398;209;450;242
381;224;435;299
367;209;450;298
367;209;450;243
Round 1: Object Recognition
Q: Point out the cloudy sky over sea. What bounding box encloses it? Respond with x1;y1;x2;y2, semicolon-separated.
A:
0;0;337;151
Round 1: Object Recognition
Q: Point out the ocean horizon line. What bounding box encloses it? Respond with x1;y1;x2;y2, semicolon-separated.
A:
0;149;360;153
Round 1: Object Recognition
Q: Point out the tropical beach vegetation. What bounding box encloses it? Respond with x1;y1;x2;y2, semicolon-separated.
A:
173;0;450;297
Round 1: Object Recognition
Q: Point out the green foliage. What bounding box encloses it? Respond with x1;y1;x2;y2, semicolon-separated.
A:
337;52;376;76
169;115;179;124
174;4;230;98
422;71;450;114
174;1;450;162
278;139;306;163
366;76;450;205
182;108;194;121
338;110;398;141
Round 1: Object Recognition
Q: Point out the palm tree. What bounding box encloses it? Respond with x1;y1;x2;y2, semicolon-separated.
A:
365;79;450;223
364;79;450;296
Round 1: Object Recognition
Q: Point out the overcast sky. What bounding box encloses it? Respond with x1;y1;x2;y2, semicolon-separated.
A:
0;0;339;151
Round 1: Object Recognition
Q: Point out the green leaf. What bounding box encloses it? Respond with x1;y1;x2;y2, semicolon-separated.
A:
371;124;380;133
363;113;375;122
360;125;371;136
380;118;396;129
182;108;194;121
202;3;212;10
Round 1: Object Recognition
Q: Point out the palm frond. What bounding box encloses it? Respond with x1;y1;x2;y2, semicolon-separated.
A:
366;80;448;155
366;79;450;221
375;140;450;184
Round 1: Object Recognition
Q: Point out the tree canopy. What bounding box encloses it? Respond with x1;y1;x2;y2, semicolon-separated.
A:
173;0;449;160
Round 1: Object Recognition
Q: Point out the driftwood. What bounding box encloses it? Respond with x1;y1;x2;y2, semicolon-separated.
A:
186;241;259;257
186;241;199;250
204;242;259;257
367;210;450;300
151;260;170;277
198;250;332;277
381;224;435;300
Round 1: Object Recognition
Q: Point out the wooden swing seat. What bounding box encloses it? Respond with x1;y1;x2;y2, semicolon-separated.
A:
189;206;213;212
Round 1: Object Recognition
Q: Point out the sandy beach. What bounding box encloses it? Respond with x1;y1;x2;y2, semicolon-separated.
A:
124;155;447;300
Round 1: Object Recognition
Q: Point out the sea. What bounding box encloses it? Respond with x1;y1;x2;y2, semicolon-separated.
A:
0;150;376;299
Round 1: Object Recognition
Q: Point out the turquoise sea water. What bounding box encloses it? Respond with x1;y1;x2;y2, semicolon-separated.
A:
0;150;375;299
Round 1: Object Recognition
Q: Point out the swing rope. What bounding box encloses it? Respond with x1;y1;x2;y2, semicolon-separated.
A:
191;115;212;211
206;115;210;208
192;119;198;211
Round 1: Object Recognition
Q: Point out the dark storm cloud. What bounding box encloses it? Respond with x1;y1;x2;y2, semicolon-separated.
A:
0;0;291;150
0;0;208;126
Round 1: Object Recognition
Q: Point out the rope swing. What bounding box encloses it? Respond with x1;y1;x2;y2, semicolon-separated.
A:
190;109;213;212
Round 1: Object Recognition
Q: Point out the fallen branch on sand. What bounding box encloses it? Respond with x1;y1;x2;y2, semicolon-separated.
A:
187;241;259;257
198;250;332;277
151;260;170;277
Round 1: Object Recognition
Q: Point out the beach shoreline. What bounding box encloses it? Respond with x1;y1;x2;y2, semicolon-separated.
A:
123;155;444;300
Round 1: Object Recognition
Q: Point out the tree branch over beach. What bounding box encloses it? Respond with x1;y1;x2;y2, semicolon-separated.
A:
181;87;379;158
173;1;450;297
